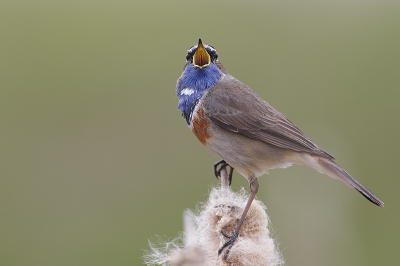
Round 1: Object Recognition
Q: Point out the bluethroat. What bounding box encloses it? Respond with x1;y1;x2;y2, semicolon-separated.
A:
176;39;384;259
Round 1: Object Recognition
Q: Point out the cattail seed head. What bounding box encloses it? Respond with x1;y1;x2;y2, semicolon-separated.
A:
144;185;283;266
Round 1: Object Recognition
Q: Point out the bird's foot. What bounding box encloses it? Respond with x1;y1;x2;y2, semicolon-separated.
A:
213;160;234;185
218;230;239;260
214;160;228;178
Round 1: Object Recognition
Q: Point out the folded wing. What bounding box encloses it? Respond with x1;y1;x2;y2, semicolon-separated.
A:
203;75;335;160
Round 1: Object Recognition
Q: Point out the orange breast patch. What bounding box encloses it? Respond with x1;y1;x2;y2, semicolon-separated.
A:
192;104;212;145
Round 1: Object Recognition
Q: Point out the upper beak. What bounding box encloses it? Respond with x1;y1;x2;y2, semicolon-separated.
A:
193;38;211;68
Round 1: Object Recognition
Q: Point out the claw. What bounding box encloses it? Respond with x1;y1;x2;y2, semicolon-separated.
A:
220;230;231;239
218;230;239;260
228;166;234;186
214;160;227;179
213;160;234;185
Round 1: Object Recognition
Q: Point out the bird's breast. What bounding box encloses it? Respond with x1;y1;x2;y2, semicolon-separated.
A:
191;103;213;145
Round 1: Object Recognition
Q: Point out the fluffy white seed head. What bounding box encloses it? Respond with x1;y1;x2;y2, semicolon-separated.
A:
144;173;283;266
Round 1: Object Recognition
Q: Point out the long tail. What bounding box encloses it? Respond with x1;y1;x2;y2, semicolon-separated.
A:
303;155;384;207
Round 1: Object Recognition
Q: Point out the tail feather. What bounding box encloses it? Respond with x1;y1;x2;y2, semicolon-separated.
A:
317;157;384;208
301;154;384;208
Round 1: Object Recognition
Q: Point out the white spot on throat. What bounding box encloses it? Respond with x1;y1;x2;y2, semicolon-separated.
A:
181;88;195;96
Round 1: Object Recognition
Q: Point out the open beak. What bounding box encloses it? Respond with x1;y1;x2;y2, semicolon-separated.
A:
193;38;210;68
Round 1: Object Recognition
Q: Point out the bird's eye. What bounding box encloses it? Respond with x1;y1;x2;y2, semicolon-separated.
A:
186;46;198;61
208;51;218;60
186;51;195;61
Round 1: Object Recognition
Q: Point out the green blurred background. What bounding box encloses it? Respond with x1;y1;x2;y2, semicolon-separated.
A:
1;0;399;265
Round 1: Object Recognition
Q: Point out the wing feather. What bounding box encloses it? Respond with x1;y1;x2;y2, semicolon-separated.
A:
203;75;335;159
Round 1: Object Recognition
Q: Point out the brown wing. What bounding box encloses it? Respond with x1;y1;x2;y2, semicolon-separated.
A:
202;75;335;159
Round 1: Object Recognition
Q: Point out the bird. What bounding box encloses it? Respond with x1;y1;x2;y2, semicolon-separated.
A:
176;38;384;260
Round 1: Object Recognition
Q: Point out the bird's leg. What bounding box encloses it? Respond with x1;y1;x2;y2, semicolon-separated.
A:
218;177;259;260
214;160;234;185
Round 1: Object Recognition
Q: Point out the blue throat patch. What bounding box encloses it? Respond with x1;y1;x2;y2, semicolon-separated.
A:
176;63;223;124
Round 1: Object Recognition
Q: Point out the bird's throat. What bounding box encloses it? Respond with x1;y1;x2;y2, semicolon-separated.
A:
176;64;223;125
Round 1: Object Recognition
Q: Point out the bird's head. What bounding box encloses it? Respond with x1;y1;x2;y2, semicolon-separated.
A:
177;39;225;124
184;39;219;70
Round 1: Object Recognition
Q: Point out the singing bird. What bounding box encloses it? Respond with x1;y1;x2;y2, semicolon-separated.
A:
176;39;384;259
